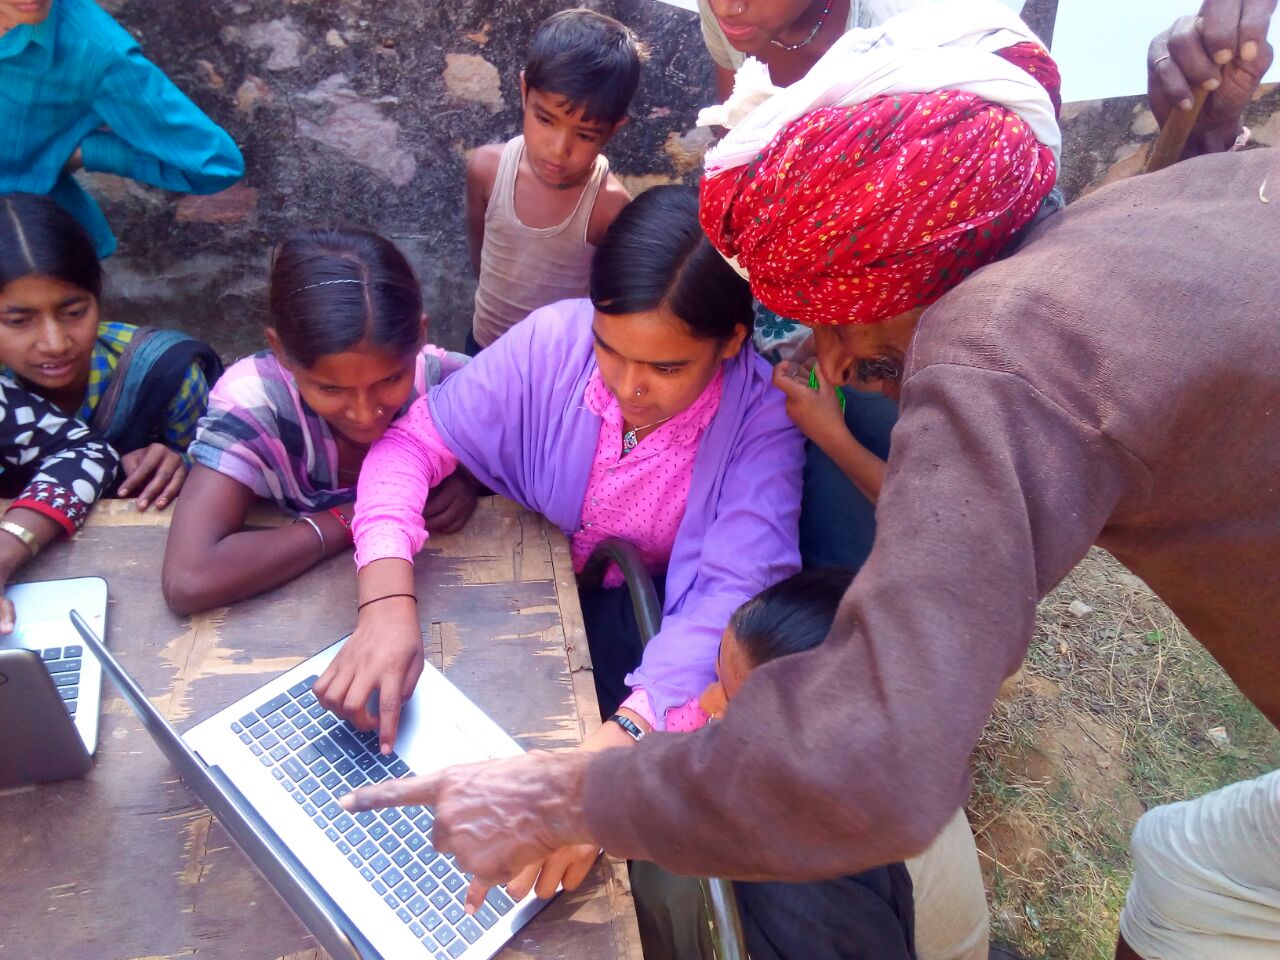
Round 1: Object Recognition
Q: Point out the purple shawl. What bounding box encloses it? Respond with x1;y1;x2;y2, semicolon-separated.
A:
429;298;804;717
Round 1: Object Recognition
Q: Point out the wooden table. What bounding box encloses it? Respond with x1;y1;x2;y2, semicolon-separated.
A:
0;498;642;960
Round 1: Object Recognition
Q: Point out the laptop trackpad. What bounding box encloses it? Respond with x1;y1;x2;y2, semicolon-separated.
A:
375;691;506;775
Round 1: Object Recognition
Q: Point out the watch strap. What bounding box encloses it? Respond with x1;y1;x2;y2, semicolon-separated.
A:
608;713;646;742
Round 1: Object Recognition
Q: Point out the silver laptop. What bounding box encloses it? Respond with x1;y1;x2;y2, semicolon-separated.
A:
71;611;554;960
0;577;107;753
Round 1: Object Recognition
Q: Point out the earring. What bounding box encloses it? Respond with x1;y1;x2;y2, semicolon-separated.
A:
376;407;386;416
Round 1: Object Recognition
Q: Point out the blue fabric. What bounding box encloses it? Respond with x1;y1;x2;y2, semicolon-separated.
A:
800;387;899;571
95;328;222;454
0;0;244;257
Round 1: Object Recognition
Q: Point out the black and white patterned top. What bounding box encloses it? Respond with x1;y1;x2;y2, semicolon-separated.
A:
0;375;120;534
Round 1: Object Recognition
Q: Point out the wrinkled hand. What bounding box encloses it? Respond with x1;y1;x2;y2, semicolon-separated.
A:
118;443;188;510
340;750;595;888
772;360;847;447
314;596;423;753
1149;2;1276;156
422;468;480;535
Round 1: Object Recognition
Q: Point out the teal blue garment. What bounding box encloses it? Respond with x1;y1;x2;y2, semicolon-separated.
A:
0;0;244;257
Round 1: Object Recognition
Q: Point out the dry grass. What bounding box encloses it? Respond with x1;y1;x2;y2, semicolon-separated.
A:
969;549;1280;960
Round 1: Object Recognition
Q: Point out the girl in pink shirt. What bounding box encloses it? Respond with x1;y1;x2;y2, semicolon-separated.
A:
315;187;804;901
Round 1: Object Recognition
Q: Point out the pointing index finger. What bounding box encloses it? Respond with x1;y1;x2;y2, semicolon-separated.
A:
340;769;442;813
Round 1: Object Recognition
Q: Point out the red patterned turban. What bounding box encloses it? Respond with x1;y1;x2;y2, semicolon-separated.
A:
700;44;1061;326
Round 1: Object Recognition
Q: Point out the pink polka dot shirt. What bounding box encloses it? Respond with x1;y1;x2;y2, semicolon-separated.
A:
572;367;725;586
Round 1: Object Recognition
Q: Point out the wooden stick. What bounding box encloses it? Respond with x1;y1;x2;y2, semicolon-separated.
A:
1144;86;1209;175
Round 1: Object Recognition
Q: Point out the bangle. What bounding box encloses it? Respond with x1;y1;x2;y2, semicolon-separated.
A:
608;714;645;742
357;592;418;612
0;519;40;557
296;515;326;561
328;506;354;544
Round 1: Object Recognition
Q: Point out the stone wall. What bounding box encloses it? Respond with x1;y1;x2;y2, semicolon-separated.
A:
87;0;1279;357
93;0;716;358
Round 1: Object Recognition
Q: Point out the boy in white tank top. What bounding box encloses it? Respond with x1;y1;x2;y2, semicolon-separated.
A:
465;9;639;352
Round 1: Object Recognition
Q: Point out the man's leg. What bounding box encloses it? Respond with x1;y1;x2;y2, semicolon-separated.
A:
1118;769;1280;960
906;809;990;960
629;860;715;960
736;864;916;960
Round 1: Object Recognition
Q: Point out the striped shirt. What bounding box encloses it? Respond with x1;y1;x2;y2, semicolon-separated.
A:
0;0;244;257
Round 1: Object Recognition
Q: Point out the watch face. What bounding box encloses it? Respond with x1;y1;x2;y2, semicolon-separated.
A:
611;714;643;741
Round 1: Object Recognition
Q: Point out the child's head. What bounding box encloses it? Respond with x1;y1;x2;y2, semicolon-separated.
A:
0;0;52;31
589;185;752;427
520;8;641;189
266;227;426;447
0;193;103;397
702;568;856;717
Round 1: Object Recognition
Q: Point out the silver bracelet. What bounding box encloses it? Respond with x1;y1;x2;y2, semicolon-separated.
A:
296;515;326;561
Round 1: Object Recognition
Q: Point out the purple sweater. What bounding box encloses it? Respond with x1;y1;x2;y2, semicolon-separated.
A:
355;298;804;717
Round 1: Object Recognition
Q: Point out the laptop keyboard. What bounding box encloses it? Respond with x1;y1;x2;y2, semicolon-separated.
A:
230;674;516;959
38;645;83;719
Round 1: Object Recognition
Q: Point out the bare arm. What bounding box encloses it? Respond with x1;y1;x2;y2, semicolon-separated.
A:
161;464;353;615
0;508;75;633
585;174;633;247
465;146;501;278
773;361;885;503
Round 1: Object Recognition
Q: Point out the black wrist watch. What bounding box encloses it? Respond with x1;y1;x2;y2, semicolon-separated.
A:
608;713;645;742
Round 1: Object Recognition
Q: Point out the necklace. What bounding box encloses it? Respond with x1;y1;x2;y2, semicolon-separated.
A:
622;416;673;456
770;0;835;51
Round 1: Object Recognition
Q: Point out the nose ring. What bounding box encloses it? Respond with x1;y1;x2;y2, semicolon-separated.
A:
634;388;642;398
376;407;385;416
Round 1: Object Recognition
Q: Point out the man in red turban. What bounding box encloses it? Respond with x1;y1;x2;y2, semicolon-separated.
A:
337;6;1280;960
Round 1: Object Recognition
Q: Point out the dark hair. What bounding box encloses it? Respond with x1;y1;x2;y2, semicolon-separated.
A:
0;193;103;299
525;8;642;125
267;228;423;368
729;568;857;666
590;186;752;343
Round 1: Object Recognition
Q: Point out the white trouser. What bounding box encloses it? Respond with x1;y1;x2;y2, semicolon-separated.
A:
1120;769;1280;960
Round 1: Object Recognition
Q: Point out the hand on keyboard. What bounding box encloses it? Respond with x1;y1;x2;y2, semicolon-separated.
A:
314;593;423;753
465;842;598;914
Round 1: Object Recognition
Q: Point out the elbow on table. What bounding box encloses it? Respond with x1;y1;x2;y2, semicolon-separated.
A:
160;558;212;616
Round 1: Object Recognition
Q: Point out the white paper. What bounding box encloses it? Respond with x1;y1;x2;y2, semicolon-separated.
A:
1053;0;1280;103
654;0;699;11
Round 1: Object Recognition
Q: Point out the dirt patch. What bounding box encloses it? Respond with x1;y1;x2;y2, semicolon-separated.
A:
975;810;1051;890
972;548;1280;959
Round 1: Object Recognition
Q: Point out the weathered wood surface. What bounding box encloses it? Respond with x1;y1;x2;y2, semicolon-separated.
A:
0;497;641;960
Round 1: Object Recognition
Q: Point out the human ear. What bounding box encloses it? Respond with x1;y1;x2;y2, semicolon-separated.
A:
419;312;430;346
264;327;292;370
720;323;751;360
607;116;630;139
519;71;527;106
